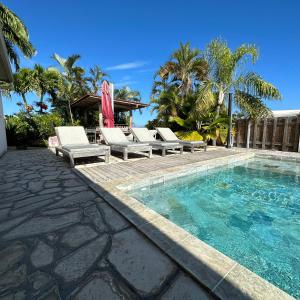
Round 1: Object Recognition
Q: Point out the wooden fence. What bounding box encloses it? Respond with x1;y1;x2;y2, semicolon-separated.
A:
235;115;300;152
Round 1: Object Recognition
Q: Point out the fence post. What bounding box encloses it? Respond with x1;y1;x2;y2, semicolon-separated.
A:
252;120;258;149
271;118;277;150
246;119;251;149
282;118;289;151
261;119;267;149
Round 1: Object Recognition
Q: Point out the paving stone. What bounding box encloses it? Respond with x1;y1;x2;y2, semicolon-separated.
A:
0;215;30;234
31;241;54;268
0;290;26;300
10;199;54;217
37;286;61;300
54;234;108;282
0;242;26;276
108;228;176;297
29;271;52;292
46;191;97;209
0;265;27;292
60;225;98;248
63;179;82;187
41;207;78;216
28;181;44;193
98;202;129;232
0;192;31;204
0;183;14;192
44;182;60;188
3;211;82;240
39;188;62;195
84;205;107;232
0;208;10;219
161;273;213;300
14;194;54;209
64;186;89;193
70;271;136;300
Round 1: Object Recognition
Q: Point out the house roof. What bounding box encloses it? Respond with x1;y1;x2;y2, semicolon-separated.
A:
272;110;300;117
0;28;13;83
71;94;149;112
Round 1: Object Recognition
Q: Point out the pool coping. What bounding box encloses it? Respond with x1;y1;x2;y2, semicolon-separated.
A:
75;151;296;300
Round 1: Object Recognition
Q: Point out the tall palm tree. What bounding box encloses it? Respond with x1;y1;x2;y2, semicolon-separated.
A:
86;65;107;95
0;3;35;70
203;38;281;119
52;53;88;123
154;42;208;97
114;86;141;102
33;64;62;113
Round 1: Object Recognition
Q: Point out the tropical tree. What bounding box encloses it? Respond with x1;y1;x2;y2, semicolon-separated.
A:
114;86;141;102
154;42;208;97
0;3;35;70
32;64;62;113
51;53;89;123
86;65;107;95
203;38;281;119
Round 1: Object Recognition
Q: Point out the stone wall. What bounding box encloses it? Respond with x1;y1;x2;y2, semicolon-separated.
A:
0;92;7;157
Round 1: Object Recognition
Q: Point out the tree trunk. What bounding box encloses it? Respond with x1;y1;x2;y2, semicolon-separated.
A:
39;94;44;113
68;99;74;124
21;94;28;106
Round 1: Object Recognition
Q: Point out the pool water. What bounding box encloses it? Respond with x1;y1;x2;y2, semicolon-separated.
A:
130;158;300;298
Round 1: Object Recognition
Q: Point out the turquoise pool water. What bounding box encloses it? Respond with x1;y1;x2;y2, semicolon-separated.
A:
130;158;300;298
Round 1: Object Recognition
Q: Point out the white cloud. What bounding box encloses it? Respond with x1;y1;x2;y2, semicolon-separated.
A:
106;60;149;71
114;80;138;87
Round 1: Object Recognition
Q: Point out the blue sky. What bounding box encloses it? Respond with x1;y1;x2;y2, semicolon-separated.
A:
2;0;300;125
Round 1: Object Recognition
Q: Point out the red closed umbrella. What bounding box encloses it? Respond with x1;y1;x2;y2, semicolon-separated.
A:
101;80;114;128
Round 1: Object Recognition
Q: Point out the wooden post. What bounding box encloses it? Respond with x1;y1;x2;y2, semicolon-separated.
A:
246;119;251;149
83;109;88;125
282;117;289;151
271;118;277;150
129;111;133;128
236;120;241;147
98;101;103;127
261;119;267;149
293;114;300;152
252;120;258;149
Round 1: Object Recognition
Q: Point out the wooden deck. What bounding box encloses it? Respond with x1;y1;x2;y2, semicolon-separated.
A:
78;148;237;182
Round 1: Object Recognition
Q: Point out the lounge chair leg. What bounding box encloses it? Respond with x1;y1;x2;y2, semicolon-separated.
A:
204;145;207;152
123;149;128;160
55;148;59;156
149;149;152;158
180;147;183;155
69;155;75;168
105;151;110;163
191;145;194;153
162;148;166;157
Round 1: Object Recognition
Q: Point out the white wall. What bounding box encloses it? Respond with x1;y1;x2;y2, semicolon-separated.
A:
0;92;7;157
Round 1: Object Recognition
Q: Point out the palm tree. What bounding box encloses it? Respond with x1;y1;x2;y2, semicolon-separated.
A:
114;86;141;102
203;38;281;119
52;53;89;123
0;3;35;70
33;64;62;113
86;65;107;95
154;42;208;97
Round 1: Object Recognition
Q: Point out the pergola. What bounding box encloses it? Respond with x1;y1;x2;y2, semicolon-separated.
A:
71;94;149;131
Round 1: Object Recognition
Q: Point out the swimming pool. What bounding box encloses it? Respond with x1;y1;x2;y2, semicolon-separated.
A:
130;158;300;298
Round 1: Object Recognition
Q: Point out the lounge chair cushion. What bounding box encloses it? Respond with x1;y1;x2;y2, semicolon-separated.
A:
55;126;89;146
156;127;179;141
101;128;132;144
130;128;157;142
62;144;109;153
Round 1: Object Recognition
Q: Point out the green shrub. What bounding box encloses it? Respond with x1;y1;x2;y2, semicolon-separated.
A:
33;113;63;143
6;112;64;147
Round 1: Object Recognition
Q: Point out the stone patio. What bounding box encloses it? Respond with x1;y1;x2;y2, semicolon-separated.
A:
0;149;214;300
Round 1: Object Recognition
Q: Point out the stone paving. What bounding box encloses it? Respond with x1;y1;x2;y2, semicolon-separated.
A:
0;149;214;300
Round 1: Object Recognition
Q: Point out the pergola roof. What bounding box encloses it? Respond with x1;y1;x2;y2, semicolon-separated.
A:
71;94;149;112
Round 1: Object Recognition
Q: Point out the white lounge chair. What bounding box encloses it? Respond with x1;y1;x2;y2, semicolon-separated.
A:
55;126;110;167
130;128;183;156
156;127;207;152
100;128;152;160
